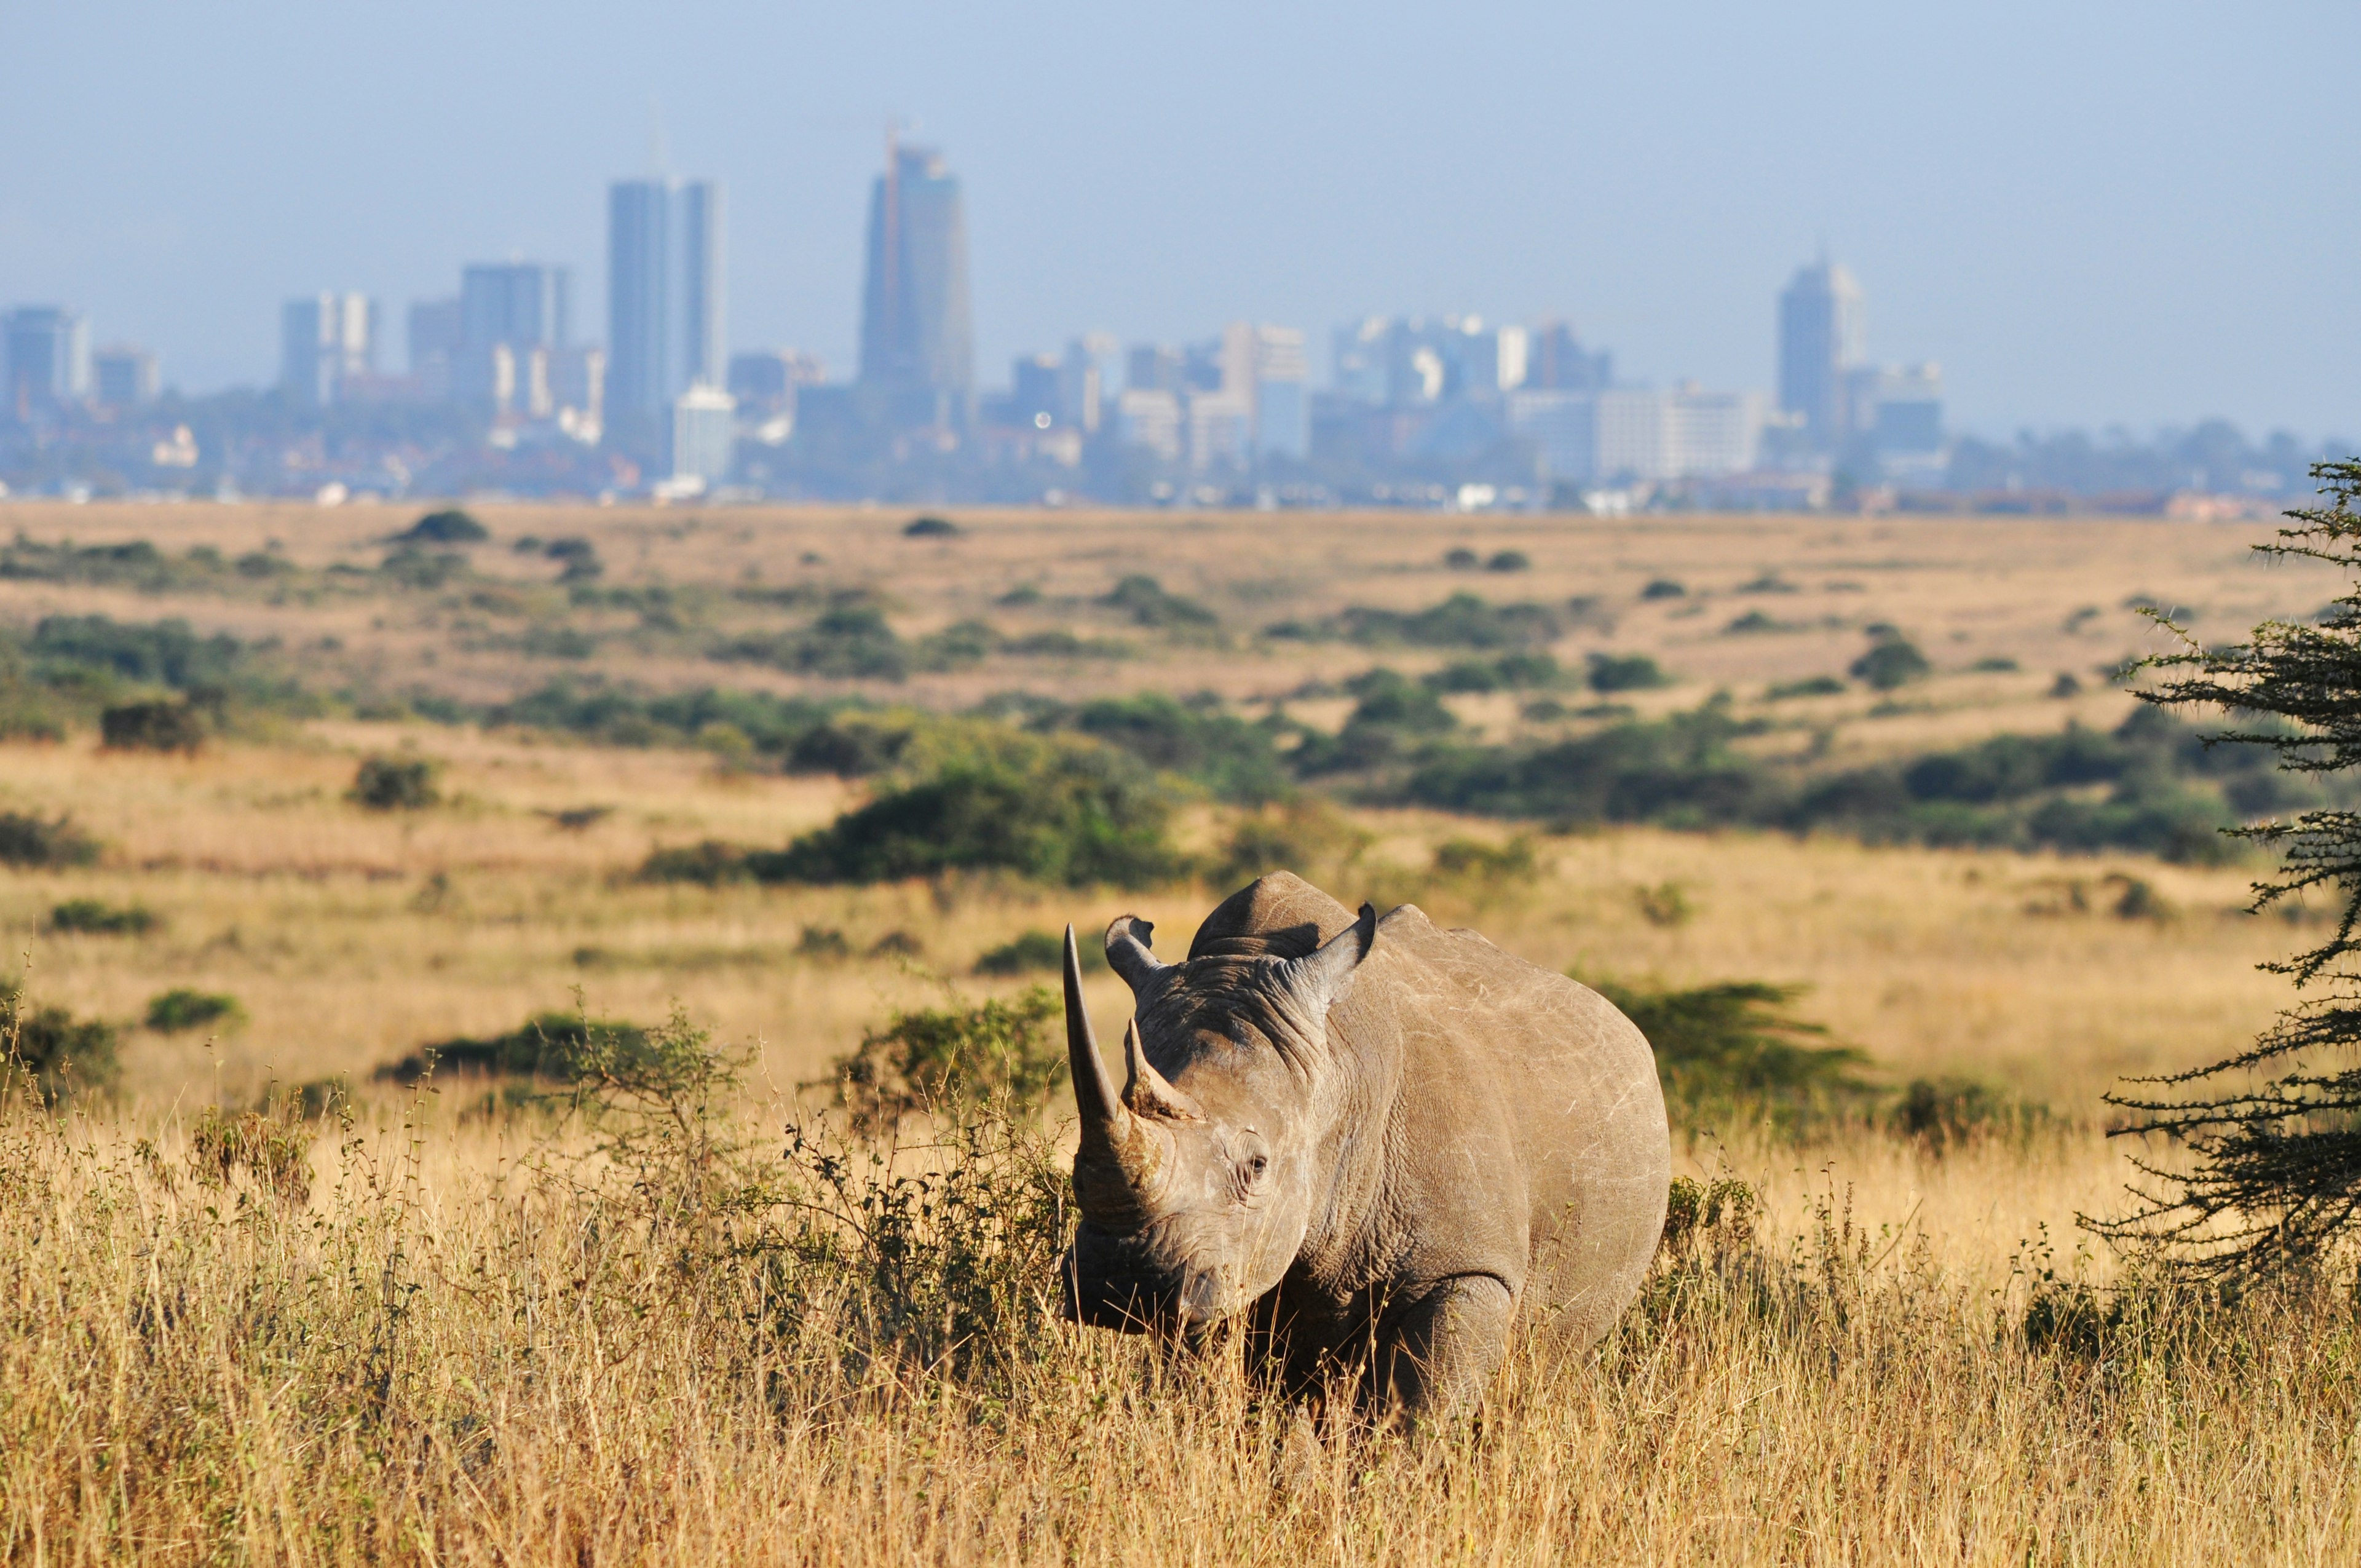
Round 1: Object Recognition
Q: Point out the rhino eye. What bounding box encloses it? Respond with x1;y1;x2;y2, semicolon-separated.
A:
1248;1154;1268;1179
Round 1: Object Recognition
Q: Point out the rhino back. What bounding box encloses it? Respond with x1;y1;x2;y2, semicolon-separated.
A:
1351;906;1669;1346
1190;875;1669;1347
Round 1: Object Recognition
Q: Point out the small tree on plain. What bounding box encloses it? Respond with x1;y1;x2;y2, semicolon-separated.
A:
2089;461;2361;1278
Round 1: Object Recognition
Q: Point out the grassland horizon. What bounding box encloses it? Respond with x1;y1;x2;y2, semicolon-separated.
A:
2;501;2353;1562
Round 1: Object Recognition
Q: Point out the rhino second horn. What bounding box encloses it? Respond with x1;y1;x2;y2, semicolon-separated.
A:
1121;1018;1205;1123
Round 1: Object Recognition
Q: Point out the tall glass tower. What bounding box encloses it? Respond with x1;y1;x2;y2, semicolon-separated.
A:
607;176;724;419
858;139;973;425
1777;258;1865;451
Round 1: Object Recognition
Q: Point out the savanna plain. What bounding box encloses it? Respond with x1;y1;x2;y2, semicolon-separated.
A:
2;501;2357;1563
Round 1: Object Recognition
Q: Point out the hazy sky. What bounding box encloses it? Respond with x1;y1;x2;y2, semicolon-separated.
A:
6;1;2354;437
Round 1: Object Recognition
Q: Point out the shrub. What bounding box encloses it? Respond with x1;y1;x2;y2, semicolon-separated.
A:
1634;881;1692;927
396;509;488;544
1431;835;1537;885
30;614;243;690
1100;575;1218;630
349;754;438;810
1485;550;1532;572
1443;547;1481;569
379;546;468;590
1062;692;1291;804
189;1095;318;1205
1589;976;1870;1128
1206;799;1373;890
638;840;756;885
1640;578;1687;600
1;980;119;1103
796;926;852;959
1766;676;1846;700
975;929;1104;976
100;699;206;752
1341;592;1560;650
1890;1076;2053;1153
903;515;962;538
45;898;158;936
0;811;100;868
544;537;602;582
768;738;1181;887
373;1009;651;1085
825;987;1064;1134
1851;635;1932;690
144;988;244;1034
1587;652;1672;693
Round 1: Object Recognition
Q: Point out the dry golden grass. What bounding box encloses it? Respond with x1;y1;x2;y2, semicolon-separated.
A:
2;501;2349;1561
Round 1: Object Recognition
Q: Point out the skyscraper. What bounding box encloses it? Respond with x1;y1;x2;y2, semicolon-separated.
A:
457;262;571;412
92;345;158;408
1777;258;1865;450
3;307;90;414
280;293;376;406
858;138;973;426
607;176;725;420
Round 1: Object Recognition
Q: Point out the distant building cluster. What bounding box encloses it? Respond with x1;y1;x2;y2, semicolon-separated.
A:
4;138;2322;510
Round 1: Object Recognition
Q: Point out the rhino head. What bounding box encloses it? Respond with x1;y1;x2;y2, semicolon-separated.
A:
1058;903;1376;1333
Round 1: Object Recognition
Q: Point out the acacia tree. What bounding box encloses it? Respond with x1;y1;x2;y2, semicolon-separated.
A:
2089;461;2361;1278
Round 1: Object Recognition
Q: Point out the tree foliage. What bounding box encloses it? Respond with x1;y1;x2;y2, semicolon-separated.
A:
2090;461;2361;1278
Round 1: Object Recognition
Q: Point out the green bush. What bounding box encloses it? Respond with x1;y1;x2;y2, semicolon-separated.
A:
1851;635;1933;690
1485;550;1532;572
975;929;1105;976
825;987;1064;1134
1340;592;1561;650
144;988;244;1034
0;811;100;869
1766;676;1846;700
1640;578;1686;600
349;755;439;810
2;980;119;1103
1587;652;1672;693
396;509;489;544
31;614;243;690
100;699;206;752
903;515;962;538
768;737;1181;887
1589;976;1870;1128
373;1009;651;1085
638;840;757;885
1060;692;1290;804
1889;1075;2055;1152
45;898;158;936
1101;575;1217;630
1206;799;1373;889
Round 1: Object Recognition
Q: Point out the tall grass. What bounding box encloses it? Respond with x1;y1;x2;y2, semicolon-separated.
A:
4;1059;2358;1562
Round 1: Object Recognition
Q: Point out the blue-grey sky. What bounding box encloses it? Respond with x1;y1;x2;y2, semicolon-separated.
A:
5;1;2354;437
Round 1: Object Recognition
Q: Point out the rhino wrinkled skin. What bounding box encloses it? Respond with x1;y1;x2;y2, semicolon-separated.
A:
1058;871;1671;1423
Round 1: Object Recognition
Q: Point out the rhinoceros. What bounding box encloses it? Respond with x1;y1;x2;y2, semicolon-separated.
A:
1058;871;1670;1423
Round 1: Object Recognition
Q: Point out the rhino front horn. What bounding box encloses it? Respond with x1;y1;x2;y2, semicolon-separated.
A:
1064;925;1169;1222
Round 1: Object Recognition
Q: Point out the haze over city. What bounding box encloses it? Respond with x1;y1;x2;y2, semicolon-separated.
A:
7;0;2355;438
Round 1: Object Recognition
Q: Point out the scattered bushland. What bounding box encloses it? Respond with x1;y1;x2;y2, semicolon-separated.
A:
144;988;244;1034
0;810;100;869
349;754;439;810
1;980;118;1102
45;898;159;935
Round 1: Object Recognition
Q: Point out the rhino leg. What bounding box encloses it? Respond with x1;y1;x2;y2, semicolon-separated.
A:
1371;1273;1515;1427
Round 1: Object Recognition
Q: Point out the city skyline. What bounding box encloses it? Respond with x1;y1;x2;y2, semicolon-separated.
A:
2;2;2354;440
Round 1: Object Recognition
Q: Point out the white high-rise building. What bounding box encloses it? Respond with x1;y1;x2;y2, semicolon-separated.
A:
280;293;377;406
670;383;737;490
1508;386;1765;483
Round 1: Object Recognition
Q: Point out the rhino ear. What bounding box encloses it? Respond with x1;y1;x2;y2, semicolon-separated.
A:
1104;914;1170;1000
1279;902;1377;1016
